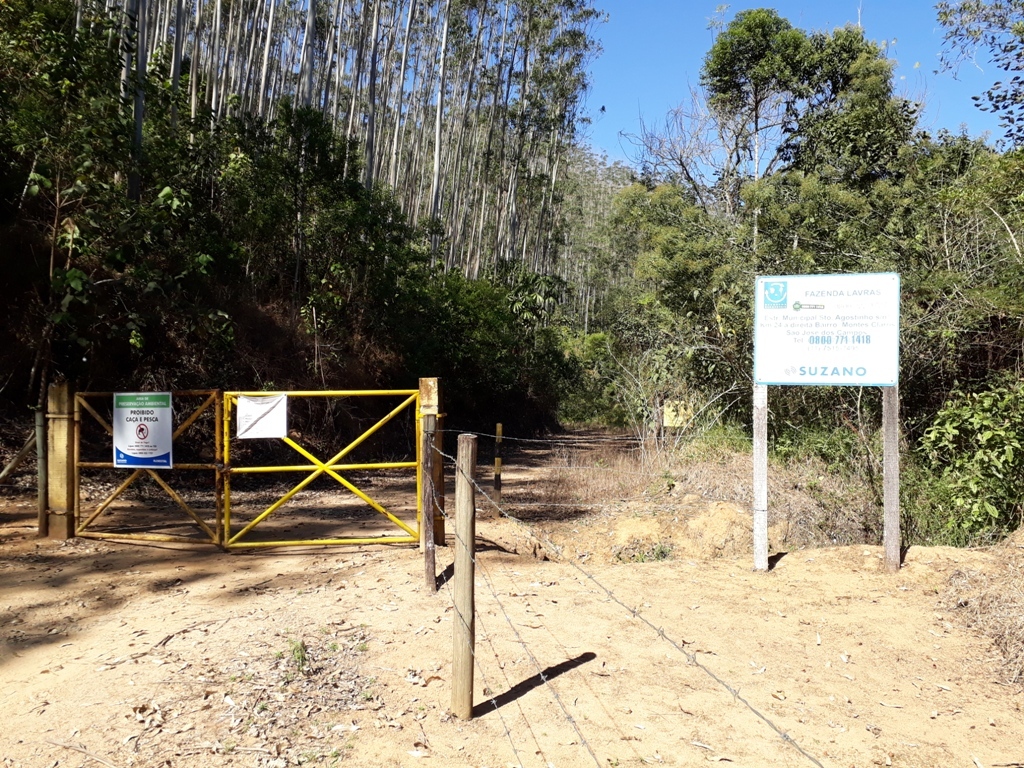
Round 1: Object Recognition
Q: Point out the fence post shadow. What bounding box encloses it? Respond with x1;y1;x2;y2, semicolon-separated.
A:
472;651;597;717
767;551;788;571
435;561;454;589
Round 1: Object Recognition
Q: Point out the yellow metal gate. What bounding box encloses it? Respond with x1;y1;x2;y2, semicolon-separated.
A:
221;389;423;549
74;390;222;544
69;385;435;550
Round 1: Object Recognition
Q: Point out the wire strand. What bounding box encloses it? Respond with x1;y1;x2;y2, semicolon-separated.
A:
429;498;527;768
431;486;602;768
473;606;552;764
435;443;827;768
443;429;646;446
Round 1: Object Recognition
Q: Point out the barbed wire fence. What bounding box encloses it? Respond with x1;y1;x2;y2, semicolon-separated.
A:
442;426;758;509
429;433;603;767
428;432;826;768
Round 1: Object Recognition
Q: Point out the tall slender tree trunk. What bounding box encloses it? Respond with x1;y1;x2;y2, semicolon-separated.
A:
189;0;204;120
257;0;277;116
428;0;450;259
170;0;184;128
129;0;147;201
364;0;382;188
208;0;223;120
319;0;346;112
298;0;316;106
343;0;370;176
387;0;417;188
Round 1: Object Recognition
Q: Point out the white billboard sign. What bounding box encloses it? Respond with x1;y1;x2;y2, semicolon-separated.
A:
754;273;900;386
236;394;288;439
113;392;173;468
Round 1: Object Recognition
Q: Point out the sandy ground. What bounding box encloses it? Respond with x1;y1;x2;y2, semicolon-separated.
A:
2;451;1023;768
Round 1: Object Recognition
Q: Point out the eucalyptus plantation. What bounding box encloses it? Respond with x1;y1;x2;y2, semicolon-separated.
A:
75;0;601;275
1;0;606;432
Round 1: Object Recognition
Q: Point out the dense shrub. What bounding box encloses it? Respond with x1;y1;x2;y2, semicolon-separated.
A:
920;379;1024;541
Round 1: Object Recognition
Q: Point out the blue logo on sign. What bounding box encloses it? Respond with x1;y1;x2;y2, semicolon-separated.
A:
763;281;788;308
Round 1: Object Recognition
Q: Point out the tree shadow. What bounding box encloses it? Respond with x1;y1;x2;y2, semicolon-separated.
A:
0;496;422;666
472;651;597;717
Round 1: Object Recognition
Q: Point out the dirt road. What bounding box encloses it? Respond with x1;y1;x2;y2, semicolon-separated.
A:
1;455;1022;767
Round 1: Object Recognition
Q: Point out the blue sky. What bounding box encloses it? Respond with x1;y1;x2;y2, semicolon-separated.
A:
584;1;1005;163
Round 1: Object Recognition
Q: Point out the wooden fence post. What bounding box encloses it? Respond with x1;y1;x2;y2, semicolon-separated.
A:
452;433;477;720
46;381;76;539
422;416;437;593
418;378;446;546
36;409;48;537
492;422;502;512
433;383;445;545
420;379;438;589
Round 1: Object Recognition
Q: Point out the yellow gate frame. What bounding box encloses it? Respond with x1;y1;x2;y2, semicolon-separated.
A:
74;390;222;544
222;390;422;549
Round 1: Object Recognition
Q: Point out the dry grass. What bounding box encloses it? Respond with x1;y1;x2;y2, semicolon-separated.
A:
522;432;883;551
541;439;671;505
943;545;1024;684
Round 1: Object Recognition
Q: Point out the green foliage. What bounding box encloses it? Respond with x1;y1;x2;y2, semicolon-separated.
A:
502;268;566;327
0;0;577;432
288;639;309;672
773;426;864;475
702;8;810;121
679;424;752;460
921;380;1024;540
783;30;917;187
557;332;620;425
938;0;1024;145
615;539;673;563
898;457;972;547
391;271;577;432
605;183;747;399
578;9;1024;542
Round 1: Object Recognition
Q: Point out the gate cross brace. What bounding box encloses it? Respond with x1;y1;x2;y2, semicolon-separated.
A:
226;393;418;546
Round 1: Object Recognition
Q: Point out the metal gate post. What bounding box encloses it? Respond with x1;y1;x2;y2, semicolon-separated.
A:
215;391;224;547
46;381;76;539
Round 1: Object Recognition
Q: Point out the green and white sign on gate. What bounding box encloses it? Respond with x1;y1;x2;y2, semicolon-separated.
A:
114;392;173;469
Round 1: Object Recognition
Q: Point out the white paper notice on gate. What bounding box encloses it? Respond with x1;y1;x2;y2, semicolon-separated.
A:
237;395;288;439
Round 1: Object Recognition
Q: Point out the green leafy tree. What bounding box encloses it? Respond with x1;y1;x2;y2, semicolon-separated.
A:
938;0;1024;144
701;8;812;182
782;28;917;188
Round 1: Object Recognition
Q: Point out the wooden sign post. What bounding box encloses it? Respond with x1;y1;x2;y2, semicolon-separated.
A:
753;384;769;571
883;386;900;573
